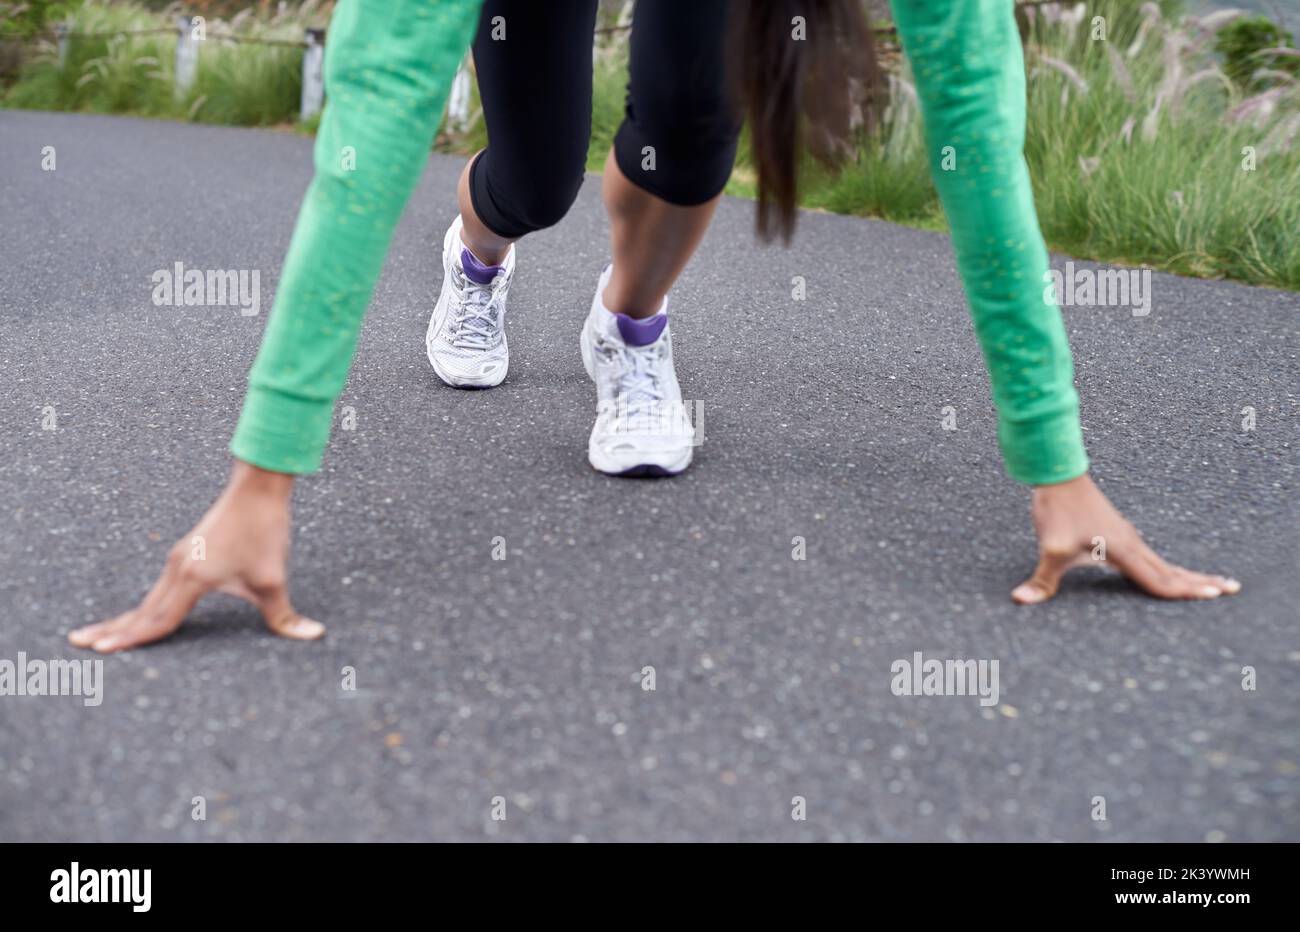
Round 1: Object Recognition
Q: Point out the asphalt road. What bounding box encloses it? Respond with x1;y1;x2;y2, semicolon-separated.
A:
1;110;1297;842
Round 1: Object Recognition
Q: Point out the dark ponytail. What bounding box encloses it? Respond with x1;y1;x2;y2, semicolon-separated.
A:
730;1;881;243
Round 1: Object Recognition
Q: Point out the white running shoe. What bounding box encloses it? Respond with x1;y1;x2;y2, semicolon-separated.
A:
580;265;695;477
426;215;515;388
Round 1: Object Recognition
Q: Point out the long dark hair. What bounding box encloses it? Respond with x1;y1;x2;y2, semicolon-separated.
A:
731;1;881;243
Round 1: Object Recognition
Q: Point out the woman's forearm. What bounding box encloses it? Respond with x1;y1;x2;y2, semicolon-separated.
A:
230;0;483;474
891;0;1088;484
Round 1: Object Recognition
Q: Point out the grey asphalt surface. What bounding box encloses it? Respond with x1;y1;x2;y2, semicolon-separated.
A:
1;110;1297;842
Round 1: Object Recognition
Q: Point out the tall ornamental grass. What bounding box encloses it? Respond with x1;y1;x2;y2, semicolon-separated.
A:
5;1;1297;289
3;0;329;126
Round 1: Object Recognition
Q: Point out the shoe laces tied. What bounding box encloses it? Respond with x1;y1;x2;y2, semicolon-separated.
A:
450;267;500;350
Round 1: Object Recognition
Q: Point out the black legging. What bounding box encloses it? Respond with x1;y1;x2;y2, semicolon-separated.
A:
468;0;740;239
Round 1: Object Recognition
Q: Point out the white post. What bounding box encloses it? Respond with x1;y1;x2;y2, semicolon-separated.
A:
446;54;472;131
55;23;69;66
174;16;198;97
595;1;634;66
300;28;325;121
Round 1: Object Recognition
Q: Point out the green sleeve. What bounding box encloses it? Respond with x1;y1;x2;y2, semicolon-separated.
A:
890;0;1089;484
230;0;482;474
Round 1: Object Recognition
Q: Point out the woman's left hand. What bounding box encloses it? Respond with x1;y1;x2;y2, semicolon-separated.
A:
1012;473;1241;604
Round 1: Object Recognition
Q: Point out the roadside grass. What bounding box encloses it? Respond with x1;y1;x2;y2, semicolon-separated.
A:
441;1;1300;289
2;0;325;126
1020;3;1300;288
5;0;1297;289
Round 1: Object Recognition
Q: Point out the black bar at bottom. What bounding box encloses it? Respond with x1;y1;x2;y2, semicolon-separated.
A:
3;842;1287;917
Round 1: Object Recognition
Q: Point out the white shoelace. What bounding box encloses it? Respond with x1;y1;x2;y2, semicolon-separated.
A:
449;268;500;350
600;340;692;441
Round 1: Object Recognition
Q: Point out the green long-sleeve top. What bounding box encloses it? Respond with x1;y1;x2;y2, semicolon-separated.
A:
231;0;1089;485
229;0;482;472
890;0;1088;483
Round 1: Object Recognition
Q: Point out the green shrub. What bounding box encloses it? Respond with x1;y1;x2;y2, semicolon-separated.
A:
1216;16;1300;88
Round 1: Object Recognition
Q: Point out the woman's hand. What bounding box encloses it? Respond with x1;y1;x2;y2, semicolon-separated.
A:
69;461;324;652
1011;473;1241;604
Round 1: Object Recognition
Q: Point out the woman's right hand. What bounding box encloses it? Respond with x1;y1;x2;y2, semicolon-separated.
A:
69;460;324;652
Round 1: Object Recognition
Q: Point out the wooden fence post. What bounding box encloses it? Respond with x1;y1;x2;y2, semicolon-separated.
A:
174;16;199;97
300;28;325;121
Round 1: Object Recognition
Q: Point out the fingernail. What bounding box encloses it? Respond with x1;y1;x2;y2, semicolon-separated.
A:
93;637;119;652
1012;585;1044;604
1200;586;1221;599
291;618;325;639
1222;578;1241;594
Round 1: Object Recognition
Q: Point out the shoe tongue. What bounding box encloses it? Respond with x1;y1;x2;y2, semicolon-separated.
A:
615;312;666;347
460;247;502;285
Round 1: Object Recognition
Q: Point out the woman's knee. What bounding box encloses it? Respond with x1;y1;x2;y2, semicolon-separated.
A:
469;148;587;237
613;97;740;206
617;0;739;205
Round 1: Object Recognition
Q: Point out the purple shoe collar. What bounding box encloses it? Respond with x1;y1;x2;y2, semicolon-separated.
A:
615;312;667;346
460;247;503;285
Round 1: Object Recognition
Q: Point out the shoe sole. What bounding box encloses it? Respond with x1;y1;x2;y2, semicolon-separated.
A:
604;463;680;478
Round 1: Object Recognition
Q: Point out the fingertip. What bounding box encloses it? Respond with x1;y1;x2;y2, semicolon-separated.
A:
283;617;325;640
92;637;121;653
1221;577;1242;595
68;629;95;648
1011;584;1047;605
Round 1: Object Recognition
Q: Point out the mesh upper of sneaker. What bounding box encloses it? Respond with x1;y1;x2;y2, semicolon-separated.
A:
429;260;509;382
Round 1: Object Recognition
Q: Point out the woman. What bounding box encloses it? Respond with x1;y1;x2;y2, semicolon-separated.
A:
427;0;738;476
69;0;1238;653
